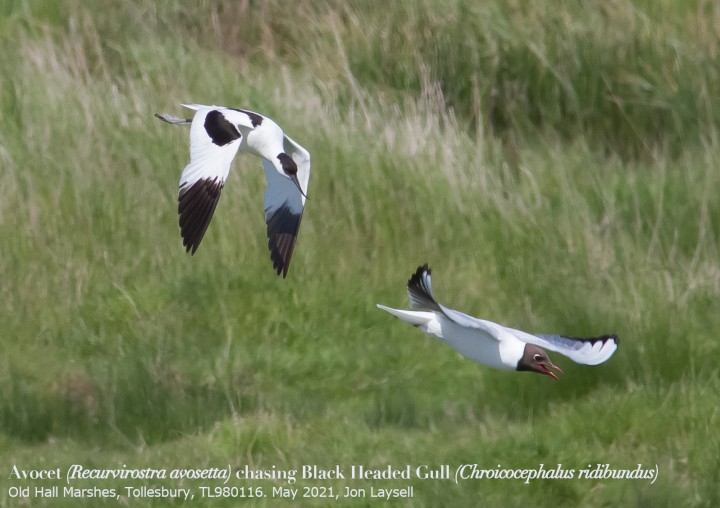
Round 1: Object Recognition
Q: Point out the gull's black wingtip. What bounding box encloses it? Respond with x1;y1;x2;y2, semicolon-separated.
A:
561;333;620;346
408;263;431;287
586;333;620;346
407;263;440;311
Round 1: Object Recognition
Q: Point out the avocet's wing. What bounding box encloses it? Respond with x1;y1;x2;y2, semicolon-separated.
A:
262;135;310;278
176;106;255;253
283;134;310;205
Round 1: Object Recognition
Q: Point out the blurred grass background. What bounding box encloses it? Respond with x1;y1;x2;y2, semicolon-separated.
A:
0;0;719;506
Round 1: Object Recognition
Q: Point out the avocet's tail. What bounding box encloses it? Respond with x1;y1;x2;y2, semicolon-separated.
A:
154;113;192;125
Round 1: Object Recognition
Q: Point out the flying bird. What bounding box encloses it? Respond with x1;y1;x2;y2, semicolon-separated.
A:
377;265;618;379
155;104;311;278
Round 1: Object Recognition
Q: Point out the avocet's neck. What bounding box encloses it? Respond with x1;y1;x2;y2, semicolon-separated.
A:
245;119;283;159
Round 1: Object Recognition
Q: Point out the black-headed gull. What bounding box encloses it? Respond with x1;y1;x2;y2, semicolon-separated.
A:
377;265;618;379
156;104;310;278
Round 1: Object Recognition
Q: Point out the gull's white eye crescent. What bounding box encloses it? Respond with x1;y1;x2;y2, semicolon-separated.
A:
533;353;543;362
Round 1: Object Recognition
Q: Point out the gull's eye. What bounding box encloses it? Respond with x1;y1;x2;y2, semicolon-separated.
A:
533;353;543;362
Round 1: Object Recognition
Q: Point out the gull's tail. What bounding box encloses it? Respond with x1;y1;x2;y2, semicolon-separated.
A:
376;304;435;327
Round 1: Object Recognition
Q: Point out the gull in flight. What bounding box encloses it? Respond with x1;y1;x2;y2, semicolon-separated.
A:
156;104;310;278
377;265;618;379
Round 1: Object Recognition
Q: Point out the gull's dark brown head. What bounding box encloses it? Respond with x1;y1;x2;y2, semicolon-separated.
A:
516;344;563;380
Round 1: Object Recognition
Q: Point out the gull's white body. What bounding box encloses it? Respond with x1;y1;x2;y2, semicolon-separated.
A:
376;306;527;370
377;266;618;371
156;104;311;277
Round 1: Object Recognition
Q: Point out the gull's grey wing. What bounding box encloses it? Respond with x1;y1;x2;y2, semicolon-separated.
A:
510;329;619;365
406;265;502;340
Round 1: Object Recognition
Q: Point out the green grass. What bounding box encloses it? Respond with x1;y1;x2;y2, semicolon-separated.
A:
0;0;719;506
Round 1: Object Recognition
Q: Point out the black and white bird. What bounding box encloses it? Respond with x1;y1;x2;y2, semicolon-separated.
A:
155;104;310;278
377;265;618;379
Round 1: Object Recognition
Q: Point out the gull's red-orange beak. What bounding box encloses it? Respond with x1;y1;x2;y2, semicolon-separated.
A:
542;362;563;381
